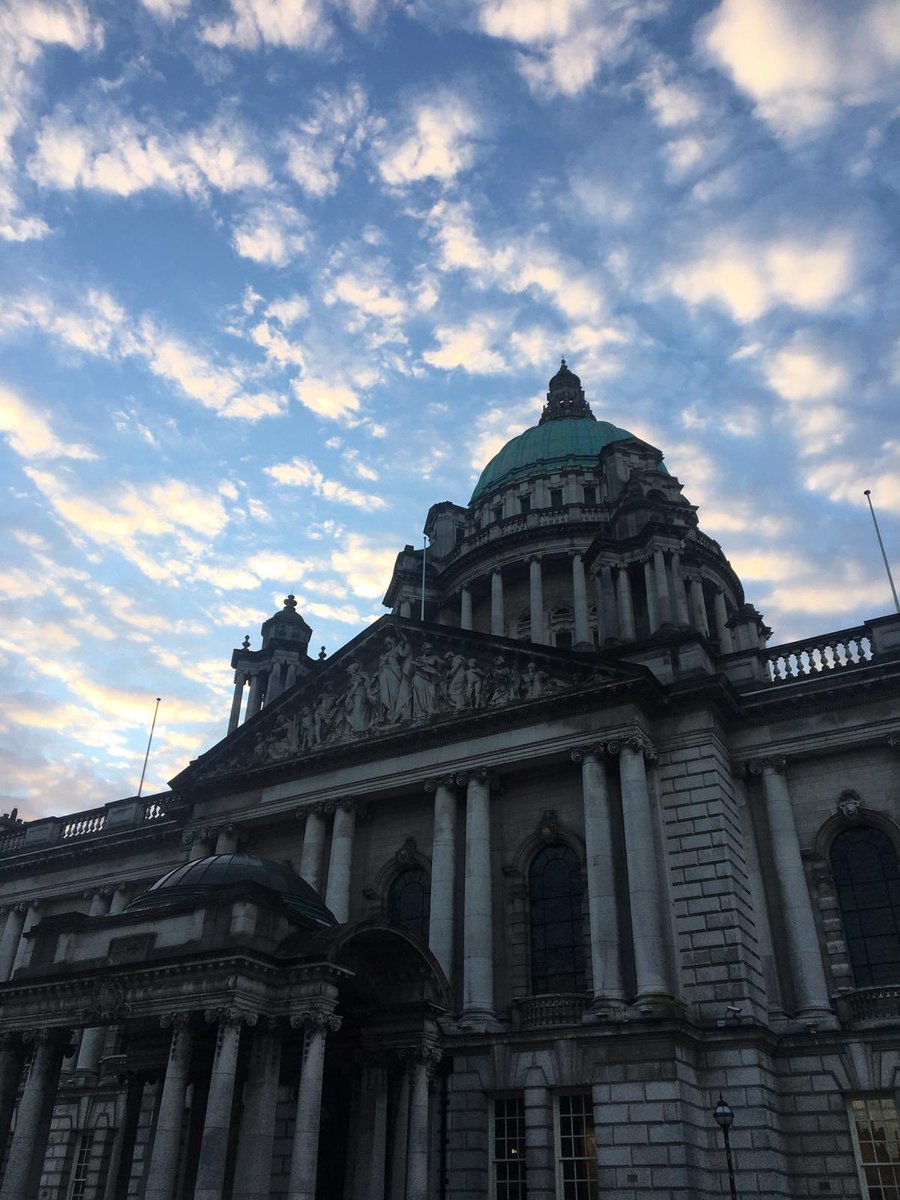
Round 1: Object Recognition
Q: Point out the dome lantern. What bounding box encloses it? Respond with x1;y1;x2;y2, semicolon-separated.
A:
540;358;594;425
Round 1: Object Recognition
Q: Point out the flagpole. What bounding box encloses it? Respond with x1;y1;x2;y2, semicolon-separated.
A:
864;490;900;614
420;536;428;620
137;697;162;798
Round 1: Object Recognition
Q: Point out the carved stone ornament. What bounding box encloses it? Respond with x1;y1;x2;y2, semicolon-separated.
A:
212;624;609;774
290;1010;342;1035
837;789;864;821
748;756;787;777
83;979;130;1023
604;734;656;761
536;810;559;842
395;837;417;864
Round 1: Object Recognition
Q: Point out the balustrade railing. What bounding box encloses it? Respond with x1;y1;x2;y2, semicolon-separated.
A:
0;831;25;853
513;992;589;1030
143;799;168;821
834;985;900;1027
62;811;107;839
765;628;874;683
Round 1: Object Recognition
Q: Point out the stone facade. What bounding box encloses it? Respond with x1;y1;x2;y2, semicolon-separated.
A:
0;364;899;1200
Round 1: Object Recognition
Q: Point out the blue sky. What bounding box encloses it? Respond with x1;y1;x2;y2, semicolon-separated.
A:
1;0;898;818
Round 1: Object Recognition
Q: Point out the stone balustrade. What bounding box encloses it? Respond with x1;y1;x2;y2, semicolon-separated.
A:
765;628;874;683
833;986;900;1029
512;993;590;1030
0;793;184;859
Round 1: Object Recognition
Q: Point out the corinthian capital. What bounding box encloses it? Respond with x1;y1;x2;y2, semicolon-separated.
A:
290;1009;342;1035
747;756;787;777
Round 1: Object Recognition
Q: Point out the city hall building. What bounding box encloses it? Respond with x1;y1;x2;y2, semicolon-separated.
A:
0;362;898;1200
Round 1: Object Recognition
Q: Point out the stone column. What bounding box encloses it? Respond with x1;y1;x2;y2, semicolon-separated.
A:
491;571;504;636
426;776;457;981
615;567;636;641
399;599;412;618
529;557;546;645
571;554;591;648
365;1063;389;1200
389;1068;410;1200
195;1009;253;1200
287;1009;342;1200
228;671;246;733
0;905;27;981
0;1034;23;1156
572;748;623;1008
76;891;114;1073
246;670;265;718
523;1074;555;1200
713;590;734;652
643;560;659;632
0;1028;68;1200
460;769;495;1024
185;829;215;862
109;884;129;915
324;800;357;922
144;1013;193;1200
600;565;619;640
233;1021;282;1200
11;901;41;974
214;824;239;855
267;662;286;703
688;577;709;637
671;553;691;626
405;1046;441;1200
299;805;327;893
612;737;672;1006
751;758;834;1022
102;1072;145;1200
460;588;473;631
653;548;672;625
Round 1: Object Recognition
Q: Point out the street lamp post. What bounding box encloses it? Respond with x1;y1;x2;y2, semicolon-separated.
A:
713;1093;738;1200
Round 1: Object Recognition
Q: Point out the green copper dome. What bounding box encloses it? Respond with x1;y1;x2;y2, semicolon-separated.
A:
469;417;635;504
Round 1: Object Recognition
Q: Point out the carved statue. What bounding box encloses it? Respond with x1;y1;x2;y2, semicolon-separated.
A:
412;642;444;718
445;651;468;710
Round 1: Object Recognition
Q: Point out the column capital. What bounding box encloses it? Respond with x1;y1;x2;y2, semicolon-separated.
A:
400;1044;442;1071
324;797;364;816
160;1011;192;1031
424;774;458;794
887;733;900;753
748;755;787;777
204;1007;258;1030
455;766;499;789
570;742;608;765
290;1010;342;1035
606;734;657;762
23;1026;70;1048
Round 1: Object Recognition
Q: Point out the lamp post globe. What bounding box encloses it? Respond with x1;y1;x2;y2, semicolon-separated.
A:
713;1093;738;1200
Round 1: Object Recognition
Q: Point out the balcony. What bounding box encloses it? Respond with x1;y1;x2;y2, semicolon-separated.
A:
834;986;900;1029
512;993;590;1031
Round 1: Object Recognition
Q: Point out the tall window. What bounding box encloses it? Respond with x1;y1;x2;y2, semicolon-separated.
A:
493;1097;526;1200
831;827;900;986
550;488;564;509
529;844;585;995
557;1094;598;1200
386;867;430;943
850;1097;900;1199
67;1134;93;1200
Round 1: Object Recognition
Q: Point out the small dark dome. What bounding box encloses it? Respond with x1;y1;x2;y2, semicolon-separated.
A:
125;854;337;927
548;358;581;391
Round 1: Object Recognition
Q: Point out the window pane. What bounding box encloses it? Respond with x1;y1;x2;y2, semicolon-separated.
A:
494;1097;526;1200
386;867;430;943
558;1094;598;1200
831;828;900;987
529;844;585;995
853;1097;900;1200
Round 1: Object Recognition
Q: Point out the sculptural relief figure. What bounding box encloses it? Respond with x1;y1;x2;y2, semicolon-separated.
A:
313;685;337;744
266;713;295;759
464;658;485;707
412;642;444;718
445;651;468;710
298;706;314;751
488;655;517;706
343;660;375;734
376;636;402;722
392;635;415;722
522;660;547;698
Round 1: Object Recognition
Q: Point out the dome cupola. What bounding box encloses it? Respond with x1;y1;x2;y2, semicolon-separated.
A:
540;357;593;424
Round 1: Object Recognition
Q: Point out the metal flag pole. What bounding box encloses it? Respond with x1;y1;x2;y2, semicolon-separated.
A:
137;697;162;798
420;536;428;620
864;490;900;613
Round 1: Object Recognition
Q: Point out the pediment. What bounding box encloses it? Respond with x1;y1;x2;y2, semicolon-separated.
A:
177;618;645;786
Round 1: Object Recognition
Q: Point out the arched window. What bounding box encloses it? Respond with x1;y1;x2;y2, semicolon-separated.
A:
831;826;900;987
529;844;585;995
386;867;430;944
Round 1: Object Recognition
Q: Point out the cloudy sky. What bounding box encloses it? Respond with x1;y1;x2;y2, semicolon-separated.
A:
1;0;898;819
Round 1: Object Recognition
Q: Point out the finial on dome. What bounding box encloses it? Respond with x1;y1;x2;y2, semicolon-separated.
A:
284;594;298;611
242;634;251;650
541;359;594;424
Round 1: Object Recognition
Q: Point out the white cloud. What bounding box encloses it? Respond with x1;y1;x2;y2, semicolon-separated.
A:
0;0;103;241
292;376;361;422
249;320;306;369
283;82;373;197
265;456;385;509
139;0;191;17
467;401;533;474
330;532;397;599
232;201;307;267
702;0;900;138
376;91;482;186
0;384;97;460
265;295;309;326
804;442;900;512
664;229;856;322
424;317;508;374
201;0;332;50
473;0;656;98
29;110;270;198
762;335;851;454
